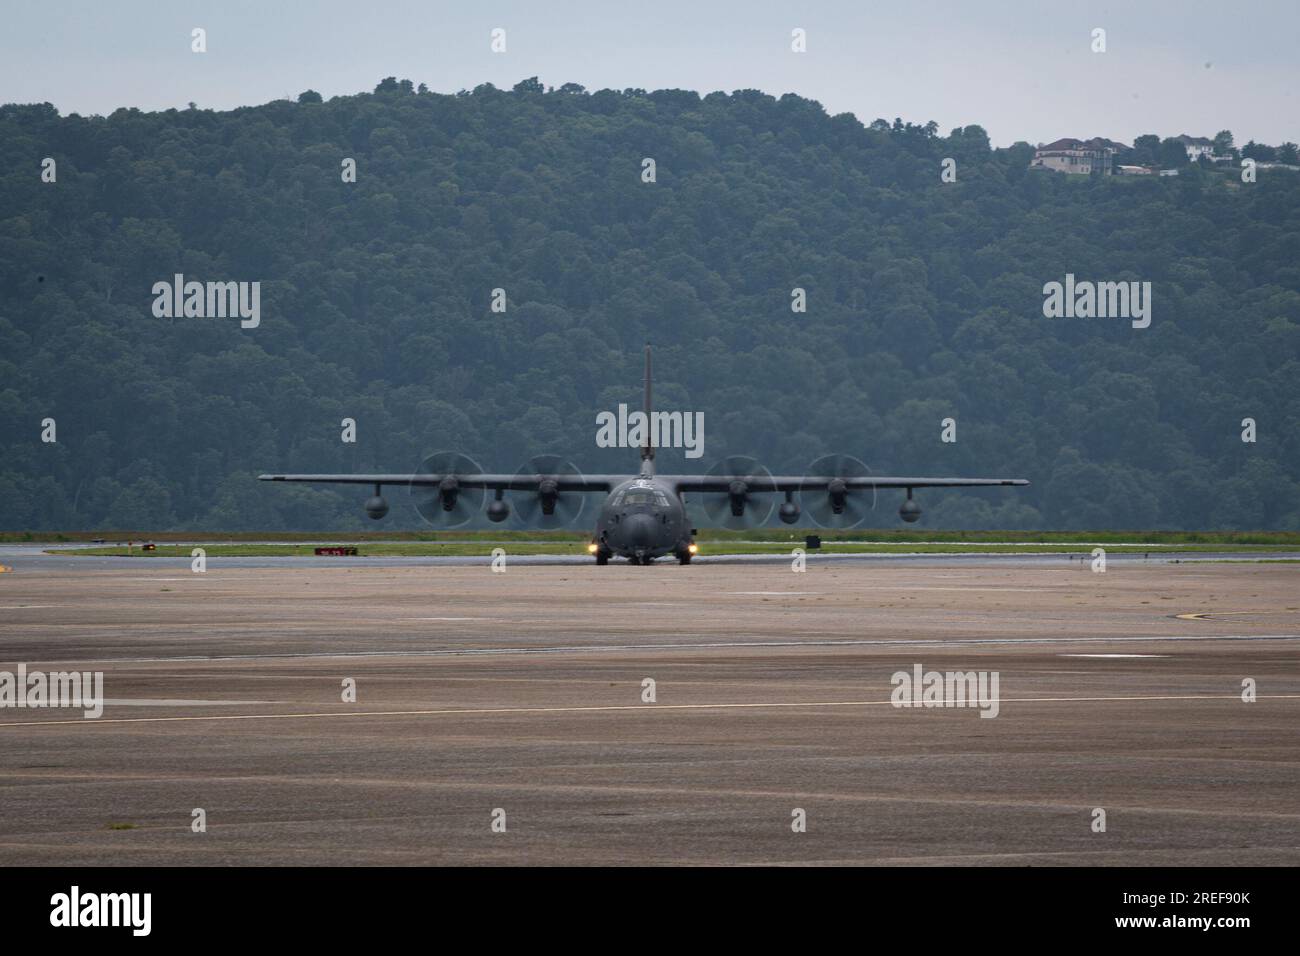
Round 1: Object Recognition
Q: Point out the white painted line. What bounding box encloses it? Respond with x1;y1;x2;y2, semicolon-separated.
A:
20;633;1300;666
3;693;1298;729
105;698;280;707
1059;653;1170;659
729;591;820;596
855;586;1065;593
733;587;1063;594
404;617;491;622
0;605;66;610
607;602;687;608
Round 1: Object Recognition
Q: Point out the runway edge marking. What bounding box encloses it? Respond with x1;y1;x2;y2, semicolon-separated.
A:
3;694;1299;729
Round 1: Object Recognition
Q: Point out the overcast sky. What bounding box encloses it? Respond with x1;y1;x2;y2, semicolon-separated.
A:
2;0;1296;147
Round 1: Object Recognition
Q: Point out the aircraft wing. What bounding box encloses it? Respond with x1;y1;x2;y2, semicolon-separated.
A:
257;473;620;492
666;476;1029;492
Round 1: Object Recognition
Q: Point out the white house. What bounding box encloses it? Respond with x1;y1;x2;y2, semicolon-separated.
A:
1030;137;1125;175
1175;135;1216;162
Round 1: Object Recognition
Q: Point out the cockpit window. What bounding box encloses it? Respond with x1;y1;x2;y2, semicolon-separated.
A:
620;490;669;506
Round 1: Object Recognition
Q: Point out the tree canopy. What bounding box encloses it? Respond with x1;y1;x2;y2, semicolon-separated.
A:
1;80;1297;531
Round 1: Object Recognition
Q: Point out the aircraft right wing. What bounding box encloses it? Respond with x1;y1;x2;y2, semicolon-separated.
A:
257;473;620;492
257;470;621;526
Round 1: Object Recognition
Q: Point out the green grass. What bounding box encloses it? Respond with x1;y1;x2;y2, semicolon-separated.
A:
702;528;1300;546
54;542;590;557
6;529;586;544
27;527;1300;558
1204;558;1300;564
47;540;1299;558
16;528;1300;546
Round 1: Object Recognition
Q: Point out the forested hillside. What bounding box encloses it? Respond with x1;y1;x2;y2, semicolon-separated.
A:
2;78;1298;531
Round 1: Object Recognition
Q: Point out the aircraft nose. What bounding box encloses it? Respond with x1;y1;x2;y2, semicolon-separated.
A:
624;513;656;547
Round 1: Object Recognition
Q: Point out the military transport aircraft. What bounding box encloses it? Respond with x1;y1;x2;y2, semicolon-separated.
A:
260;347;1029;564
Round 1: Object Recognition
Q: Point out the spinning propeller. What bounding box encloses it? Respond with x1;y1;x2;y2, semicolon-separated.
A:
702;455;775;530
800;454;876;529
408;451;485;529
512;454;587;529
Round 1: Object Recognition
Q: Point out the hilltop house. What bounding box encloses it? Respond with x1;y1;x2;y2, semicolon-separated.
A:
1030;137;1127;175
1174;135;1217;162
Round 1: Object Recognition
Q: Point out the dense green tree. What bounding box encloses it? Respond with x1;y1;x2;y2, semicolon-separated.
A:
1159;138;1191;167
1242;140;1277;162
1;84;1297;531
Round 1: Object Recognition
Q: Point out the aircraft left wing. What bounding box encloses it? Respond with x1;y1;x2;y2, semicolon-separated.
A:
664;473;1028;524
664;475;1029;493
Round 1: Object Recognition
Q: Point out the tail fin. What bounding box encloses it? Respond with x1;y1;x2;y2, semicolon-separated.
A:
640;343;654;471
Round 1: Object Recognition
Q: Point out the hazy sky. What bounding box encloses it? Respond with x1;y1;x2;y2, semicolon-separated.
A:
2;0;1296;147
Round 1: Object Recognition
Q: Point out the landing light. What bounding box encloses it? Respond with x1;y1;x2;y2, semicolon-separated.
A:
688;543;698;554
587;543;599;554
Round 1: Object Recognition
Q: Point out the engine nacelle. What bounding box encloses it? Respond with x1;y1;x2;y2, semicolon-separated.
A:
899;498;922;523
364;495;389;520
727;480;749;517
487;499;510;523
538;478;560;516
779;500;800;524
438;476;460;511
827;477;849;514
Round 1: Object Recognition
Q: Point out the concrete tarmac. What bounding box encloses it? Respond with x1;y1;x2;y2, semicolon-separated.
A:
1;555;1297;865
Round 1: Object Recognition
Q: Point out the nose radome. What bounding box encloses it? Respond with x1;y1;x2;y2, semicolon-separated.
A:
625;513;656;547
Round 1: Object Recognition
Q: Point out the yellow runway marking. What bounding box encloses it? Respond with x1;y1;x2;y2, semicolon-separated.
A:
1;694;1298;729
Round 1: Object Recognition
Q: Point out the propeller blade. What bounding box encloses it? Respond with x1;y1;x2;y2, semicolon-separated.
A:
702;455;775;530
512;454;587;529
409;451;485;529
801;454;875;529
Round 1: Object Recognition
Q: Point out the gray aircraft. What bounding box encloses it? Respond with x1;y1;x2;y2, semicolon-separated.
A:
260;347;1029;564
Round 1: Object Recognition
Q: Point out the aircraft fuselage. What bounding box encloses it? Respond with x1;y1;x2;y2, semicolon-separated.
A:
593;475;693;564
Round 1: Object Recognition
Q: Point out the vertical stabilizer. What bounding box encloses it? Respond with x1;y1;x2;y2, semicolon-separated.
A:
640;343;655;473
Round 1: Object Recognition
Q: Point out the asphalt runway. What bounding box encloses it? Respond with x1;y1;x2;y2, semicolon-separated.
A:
5;542;1300;570
1;552;1297;865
